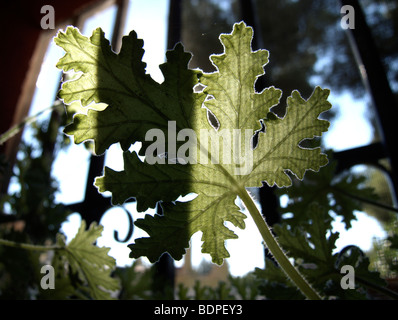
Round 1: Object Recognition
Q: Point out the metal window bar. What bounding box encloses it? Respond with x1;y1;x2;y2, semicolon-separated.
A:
149;0;182;298
67;0;130;228
337;0;398;205
67;0;179;298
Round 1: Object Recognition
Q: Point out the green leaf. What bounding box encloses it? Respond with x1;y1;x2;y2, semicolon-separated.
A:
335;245;386;290
254;261;305;300
273;206;340;284
257;205;387;299
245;86;330;187
56;27;204;155
277;159;379;229
56;22;331;266
55;220;119;299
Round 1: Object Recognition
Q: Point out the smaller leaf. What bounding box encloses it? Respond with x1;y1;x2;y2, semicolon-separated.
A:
335;245;386;290
274;205;338;270
261;205;387;298
277;158;379;229
55;220;120;299
254;262;304;300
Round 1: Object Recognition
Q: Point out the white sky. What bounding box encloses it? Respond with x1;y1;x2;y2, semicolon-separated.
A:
18;0;388;277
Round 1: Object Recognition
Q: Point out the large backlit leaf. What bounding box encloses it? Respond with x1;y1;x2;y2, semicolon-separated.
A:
55;22;331;265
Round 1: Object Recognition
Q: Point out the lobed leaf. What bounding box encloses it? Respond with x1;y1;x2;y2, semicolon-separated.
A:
277;159;380;229
256;205;386;299
56;22;331;266
56;27;203;155
55;220;119;299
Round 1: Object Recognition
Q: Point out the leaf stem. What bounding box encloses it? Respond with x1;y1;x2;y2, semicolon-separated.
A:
0;101;64;146
355;275;398;300
0;238;61;252
332;186;398;213
238;187;322;300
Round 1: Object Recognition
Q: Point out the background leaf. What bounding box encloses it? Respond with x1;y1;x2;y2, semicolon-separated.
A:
255;204;388;299
54;220;119;299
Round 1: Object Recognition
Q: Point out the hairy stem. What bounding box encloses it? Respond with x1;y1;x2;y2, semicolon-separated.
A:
238;187;322;300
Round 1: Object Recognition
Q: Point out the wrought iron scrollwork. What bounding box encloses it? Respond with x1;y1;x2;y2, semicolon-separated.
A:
113;206;134;243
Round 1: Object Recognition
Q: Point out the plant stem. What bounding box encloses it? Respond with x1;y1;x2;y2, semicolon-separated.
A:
332;186;398;213
356;275;398;300
238;187;322;300
0;101;64;146
0;238;61;252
